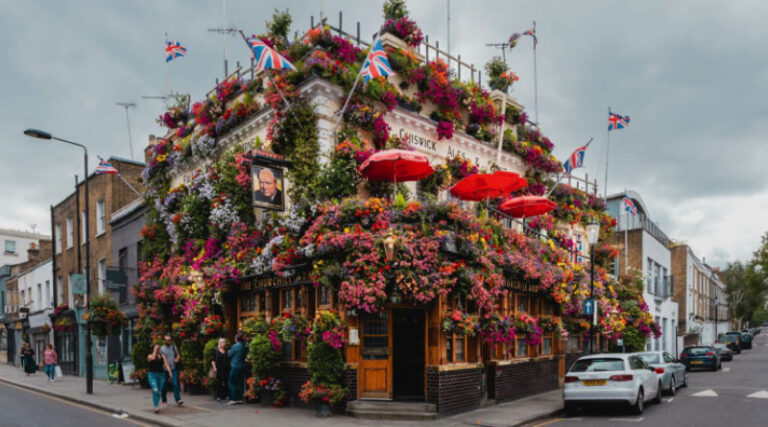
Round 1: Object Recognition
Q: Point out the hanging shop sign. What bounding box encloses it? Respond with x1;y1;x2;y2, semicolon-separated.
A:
504;278;540;294
240;270;313;292
247;150;291;212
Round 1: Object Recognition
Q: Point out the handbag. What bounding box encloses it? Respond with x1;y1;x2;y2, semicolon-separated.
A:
55;365;63;378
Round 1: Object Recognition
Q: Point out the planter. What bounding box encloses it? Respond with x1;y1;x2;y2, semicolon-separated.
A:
259;390;274;407
183;382;207;395
139;379;150;389
90;321;108;338
315;401;332;417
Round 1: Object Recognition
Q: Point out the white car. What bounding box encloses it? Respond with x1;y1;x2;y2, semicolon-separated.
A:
563;353;662;415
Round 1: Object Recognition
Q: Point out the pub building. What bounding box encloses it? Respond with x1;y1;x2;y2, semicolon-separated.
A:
145;12;606;418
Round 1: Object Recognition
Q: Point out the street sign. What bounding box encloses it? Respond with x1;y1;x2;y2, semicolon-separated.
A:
584;299;594;316
106;269;127;291
71;274;86;295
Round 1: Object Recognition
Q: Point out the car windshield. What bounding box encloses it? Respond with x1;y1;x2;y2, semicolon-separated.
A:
571;358;625;372
686;347;711;355
638;354;660;364
723;336;737;342
714;344;727;350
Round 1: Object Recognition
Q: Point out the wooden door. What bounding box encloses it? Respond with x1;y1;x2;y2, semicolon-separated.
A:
359;311;392;399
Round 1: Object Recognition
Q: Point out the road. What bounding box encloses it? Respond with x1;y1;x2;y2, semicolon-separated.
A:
532;332;768;427
0;381;147;427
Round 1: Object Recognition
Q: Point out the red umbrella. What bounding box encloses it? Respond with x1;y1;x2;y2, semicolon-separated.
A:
499;195;556;218
449;171;527;202
358;149;434;182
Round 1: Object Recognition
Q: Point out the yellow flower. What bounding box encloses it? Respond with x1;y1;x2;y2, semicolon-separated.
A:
157;154;168;162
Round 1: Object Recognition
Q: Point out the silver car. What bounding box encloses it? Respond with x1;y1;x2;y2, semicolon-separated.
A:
637;351;687;395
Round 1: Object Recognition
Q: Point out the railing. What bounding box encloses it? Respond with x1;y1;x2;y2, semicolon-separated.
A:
615;213;670;247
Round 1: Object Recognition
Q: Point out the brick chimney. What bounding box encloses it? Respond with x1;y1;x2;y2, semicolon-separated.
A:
27;242;39;263
38;239;53;260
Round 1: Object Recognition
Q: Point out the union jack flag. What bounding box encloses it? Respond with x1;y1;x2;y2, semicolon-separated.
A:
246;36;296;72
165;40;187;63
608;111;630;131
523;27;537;48
562;141;590;174
95;160;118;175
361;39;394;86
623;192;637;216
508;32;522;47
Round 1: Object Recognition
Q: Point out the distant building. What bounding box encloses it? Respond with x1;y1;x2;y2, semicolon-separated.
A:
607;190;679;353
670;245;728;346
49;156;144;377
0;229;50;322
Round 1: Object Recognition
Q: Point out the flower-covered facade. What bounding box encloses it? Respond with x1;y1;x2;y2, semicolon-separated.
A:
135;6;657;415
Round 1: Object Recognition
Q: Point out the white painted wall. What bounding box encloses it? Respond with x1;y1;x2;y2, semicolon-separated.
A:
16;258;53;313
641;231;678;353
0;230;49;266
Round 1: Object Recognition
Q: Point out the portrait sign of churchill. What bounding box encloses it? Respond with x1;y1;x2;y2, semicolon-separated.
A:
252;165;285;211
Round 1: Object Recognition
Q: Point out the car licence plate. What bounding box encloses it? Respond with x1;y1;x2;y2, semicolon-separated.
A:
691;361;703;364
583;380;606;386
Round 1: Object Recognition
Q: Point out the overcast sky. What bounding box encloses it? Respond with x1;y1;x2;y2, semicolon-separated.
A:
2;0;766;268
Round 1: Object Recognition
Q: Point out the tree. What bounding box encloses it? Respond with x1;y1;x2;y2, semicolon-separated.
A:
722;233;768;328
266;9;292;46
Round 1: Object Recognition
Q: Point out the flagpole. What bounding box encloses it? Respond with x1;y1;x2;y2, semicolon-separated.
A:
532;20;538;125
604;106;611;201
624;187;629;275
332;33;380;144
238;31;293;112
98;156;142;197
164;33;170;99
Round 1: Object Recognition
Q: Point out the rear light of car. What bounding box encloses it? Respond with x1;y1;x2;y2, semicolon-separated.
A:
609;374;634;382
680;353;687;359
654;367;665;374
705;352;715;357
564;376;579;383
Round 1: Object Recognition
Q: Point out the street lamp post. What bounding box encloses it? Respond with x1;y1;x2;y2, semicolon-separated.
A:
586;221;600;354
24;129;93;395
714;295;719;344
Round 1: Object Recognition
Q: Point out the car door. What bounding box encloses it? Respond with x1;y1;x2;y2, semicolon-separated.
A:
638;357;656;398
663;352;681;384
629;356;650;400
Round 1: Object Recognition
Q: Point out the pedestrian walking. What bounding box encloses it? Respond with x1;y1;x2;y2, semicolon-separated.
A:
147;344;171;414
20;342;36;376
227;333;246;405
212;338;230;402
43;343;58;383
160;335;184;406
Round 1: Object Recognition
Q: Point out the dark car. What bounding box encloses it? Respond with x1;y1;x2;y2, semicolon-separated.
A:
680;346;721;371
721;334;742;354
731;331;753;350
749;327;760;335
714;343;733;361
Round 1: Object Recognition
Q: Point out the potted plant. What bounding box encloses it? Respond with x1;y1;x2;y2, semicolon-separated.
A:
87;295;127;337
300;310;347;416
247;333;281;405
131;341;151;389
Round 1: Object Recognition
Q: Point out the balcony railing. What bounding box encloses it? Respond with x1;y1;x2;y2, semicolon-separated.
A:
615;213;670;247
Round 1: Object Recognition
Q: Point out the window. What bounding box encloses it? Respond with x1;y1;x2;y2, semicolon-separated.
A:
318;286;331;306
36;283;42;311
647;258;653;294
96;200;106;235
282;288;293;310
21;290;25;307
516;295;529;313
98;259;107;295
81;210;86;242
515;338;528;357
57;276;63;307
567;335;581;353
136;241;143;267
66;217;73;249
571;358;625;372
118;247;128;271
454;337;465;362
54;223;62;253
45;281;50;309
542;336;553;355
4;240;16;254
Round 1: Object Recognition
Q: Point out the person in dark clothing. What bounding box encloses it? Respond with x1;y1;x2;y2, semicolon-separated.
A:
21;342;36;375
148;344;172;414
211;338;230;402
227;333;247;404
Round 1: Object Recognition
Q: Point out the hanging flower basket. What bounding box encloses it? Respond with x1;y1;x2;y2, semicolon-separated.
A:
87;295;127;337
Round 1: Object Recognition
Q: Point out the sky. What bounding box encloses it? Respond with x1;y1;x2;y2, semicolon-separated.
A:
1;0;767;268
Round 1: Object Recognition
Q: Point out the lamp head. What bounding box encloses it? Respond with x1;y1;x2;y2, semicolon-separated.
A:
23;129;52;140
586;221;600;244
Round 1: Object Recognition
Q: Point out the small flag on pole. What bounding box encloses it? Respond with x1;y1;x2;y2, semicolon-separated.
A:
508;32;522;47
608;111;630;131
623;192;637;216
563;141;591;174
165;40;187;62
361;39;394;87
246;36;296;71
95;160;119;175
523;27;537;48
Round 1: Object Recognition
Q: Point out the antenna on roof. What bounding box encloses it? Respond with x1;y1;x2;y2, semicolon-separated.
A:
116;102;136;160
485;42;510;63
30;224;37;233
207;0;238;79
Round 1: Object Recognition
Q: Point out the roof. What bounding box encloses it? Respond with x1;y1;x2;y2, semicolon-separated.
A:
108;156;145;167
0;229;50;240
109;198;147;225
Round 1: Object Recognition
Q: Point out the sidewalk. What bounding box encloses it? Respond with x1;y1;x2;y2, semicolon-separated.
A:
0;363;562;426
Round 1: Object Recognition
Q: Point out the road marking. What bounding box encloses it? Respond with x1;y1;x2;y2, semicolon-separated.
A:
0;381;148;426
533;418;568;426
608;417;644;422
721;367;731;372
746;390;768;399
692;389;718;397
666;398;674;403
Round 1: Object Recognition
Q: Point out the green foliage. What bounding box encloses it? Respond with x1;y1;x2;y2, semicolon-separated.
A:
248;334;280;379
314;150;360;201
621;326;647;352
181;340;204;372
179;193;210;241
132;340;150;371
215;147;255;226
242;317;269;340
722;258;768;328
383;0;409;20
307;341;345;385
267;9;292;44
203;339;221;377
141;203;171;261
272;101;320;203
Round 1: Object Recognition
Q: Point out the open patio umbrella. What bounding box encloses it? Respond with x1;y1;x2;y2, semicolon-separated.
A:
449;170;527;202
358;149;434;182
499;195;556;218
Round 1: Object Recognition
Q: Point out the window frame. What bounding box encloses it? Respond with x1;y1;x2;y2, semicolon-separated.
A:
96;199;106;235
66;217;74;249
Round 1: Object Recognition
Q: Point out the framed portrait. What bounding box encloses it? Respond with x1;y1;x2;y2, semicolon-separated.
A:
252;165;285;211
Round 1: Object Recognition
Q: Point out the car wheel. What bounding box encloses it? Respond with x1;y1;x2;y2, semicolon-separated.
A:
652;382;663;404
668;377;676;396
564;402;578;416
632;388;644;415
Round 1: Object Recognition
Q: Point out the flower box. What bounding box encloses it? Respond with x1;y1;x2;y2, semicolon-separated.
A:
379;32;424;62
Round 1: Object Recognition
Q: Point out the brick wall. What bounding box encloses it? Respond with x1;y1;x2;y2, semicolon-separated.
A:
670;245;688;330
612;229;644;275
427;366;482;414
278;364;311;407
488;358;560;402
